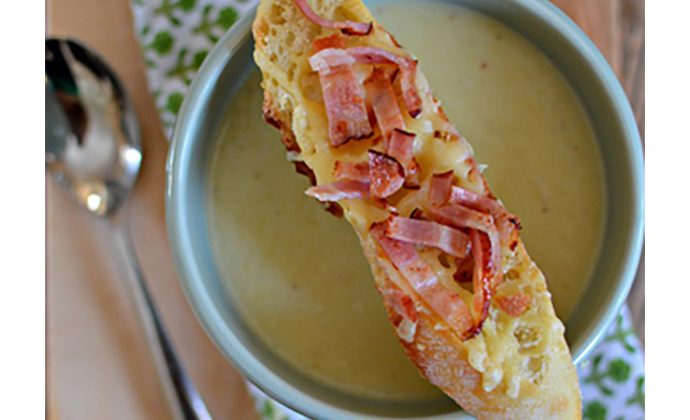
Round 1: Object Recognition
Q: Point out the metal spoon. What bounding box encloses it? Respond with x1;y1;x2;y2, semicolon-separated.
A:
45;38;211;420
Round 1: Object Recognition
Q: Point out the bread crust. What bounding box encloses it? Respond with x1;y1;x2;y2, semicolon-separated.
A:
252;0;582;418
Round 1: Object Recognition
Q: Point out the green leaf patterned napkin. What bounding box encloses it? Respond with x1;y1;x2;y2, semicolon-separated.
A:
129;1;645;418
131;0;256;132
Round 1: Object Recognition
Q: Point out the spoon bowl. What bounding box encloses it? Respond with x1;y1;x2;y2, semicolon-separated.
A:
45;38;142;216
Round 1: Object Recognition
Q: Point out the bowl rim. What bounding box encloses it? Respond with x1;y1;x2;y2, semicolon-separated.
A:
166;0;644;417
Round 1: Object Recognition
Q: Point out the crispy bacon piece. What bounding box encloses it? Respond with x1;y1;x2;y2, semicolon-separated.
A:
311;46;422;127
450;185;521;246
450;186;508;217
345;46;410;65
386;129;417;188
387;128;416;171
429;169;520;248
453;256;474;284
495;292;531;317
331;151;407;199
370;222;474;337
466;230;493;337
319;67;373;146
427;172;516;284
427;204;502;289
385;216;470;259
368;150;404;198
346;46;422;117
305;179;369;201
396;60;422;118
428;203;494;234
312;34;347;53
309;49;373;146
309;48;355;72
364;67;405;141
333;160;369;182
383;287;418;322
428;170;454;206
294;0;373;35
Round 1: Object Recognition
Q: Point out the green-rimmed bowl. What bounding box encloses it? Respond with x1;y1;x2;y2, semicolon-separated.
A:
166;0;644;417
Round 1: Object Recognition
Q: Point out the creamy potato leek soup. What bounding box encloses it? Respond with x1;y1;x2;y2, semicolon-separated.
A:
208;0;605;401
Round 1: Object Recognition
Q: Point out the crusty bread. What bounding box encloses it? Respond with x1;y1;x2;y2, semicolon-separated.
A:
252;0;582;418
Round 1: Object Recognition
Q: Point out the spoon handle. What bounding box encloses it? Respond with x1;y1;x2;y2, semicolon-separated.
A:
111;217;212;420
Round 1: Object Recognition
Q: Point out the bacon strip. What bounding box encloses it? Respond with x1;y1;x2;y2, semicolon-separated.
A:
305;180;369;201
387;128;416;172
386;216;470;259
333;161;369;182
466;230;493;336
428;171;515;228
346;46;422;117
450;186;506;216
309;49;373;146
428;203;495;233
427;172;514;284
294;0;373;35
371;222;474;337
368;150;404;198
397;60;422;118
453;256;474;284
427;204;502;288
450;186;521;246
312;34;347;53
428;170;454;206
309;48;355;73
364;67;405;141
495;292;531;317
382;287;418;322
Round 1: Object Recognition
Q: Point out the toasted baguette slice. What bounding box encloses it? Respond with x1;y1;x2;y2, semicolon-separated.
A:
252;0;581;418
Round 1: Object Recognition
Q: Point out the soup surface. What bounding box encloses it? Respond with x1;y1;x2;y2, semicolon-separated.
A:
208;0;605;401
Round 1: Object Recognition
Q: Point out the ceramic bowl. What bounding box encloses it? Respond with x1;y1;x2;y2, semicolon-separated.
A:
166;0;643;417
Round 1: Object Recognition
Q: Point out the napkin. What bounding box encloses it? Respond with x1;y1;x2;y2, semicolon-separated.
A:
129;1;645;418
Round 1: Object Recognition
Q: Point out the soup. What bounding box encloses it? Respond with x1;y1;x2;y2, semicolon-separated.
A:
208;0;605;401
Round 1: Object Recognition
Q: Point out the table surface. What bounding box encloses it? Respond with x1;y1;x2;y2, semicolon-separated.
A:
46;0;644;418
